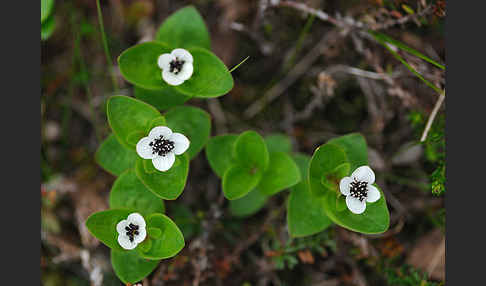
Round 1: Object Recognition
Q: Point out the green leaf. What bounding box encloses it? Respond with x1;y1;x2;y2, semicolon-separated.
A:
107;95;162;149
336;195;347;211
229;187;268;217
85;209;133;251
321;162;350;191
147;227;162;239
205;134;238;177
127;131;146;146
308;137;390;234
322;185;390;234
164;106;211;159
135;154;189;200
287;153;332;237
402;4;415;15
264;134;293;153
155;5;211;50
118;43;233;98
328;133;368;171
222;165;262;200
111;249;159;284
109;169;165;216
118;41;172;90
95;134;138;176
41;0;55;23
138;239;153;253
134;86;191;111
138;214;185;260
147;116;167;130
332;162;351;178
174;48;234;98
234;131;269;171
258;152;301;196
41;14;56;41
308;143;348;197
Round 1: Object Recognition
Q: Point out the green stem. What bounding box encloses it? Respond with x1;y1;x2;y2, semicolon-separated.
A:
75;29;102;143
95;0;118;92
70;8;102;144
229;56;250;73
283;14;315;72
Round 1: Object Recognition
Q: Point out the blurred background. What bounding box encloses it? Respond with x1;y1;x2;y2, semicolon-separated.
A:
41;0;445;285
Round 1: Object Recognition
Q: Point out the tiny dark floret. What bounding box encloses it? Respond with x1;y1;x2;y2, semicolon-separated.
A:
125;223;140;242
149;135;175;156
169;58;185;74
349;179;368;201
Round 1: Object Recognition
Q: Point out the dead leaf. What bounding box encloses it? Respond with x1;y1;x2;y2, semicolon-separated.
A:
298;250;315;264
71;180;109;248
390;10;403;19
406;228;445;280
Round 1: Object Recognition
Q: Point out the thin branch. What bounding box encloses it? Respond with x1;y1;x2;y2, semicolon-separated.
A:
276;0;434;31
244;32;337;119
420;90;445;142
293;86;325;121
277;1;344;27
229;22;273;55
374;4;434;30
244;60;401;119
327;64;402;80
207;99;228;134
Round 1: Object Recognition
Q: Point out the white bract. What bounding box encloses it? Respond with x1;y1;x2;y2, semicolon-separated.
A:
116;213;147;250
157;48;194;86
136;126;190;172
339;166;381;214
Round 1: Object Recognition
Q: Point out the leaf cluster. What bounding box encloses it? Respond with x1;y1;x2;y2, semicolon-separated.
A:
86;6;228;283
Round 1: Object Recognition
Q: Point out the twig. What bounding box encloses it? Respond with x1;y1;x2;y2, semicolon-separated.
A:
277;0;434;31
293;86;325;121
420;90;445;142
332;64;402;80
352;34;417;107
277;1;345;27
357;77;384;132
230;22;273;55
244;32;339;119
228;200;287;264
247;1;430;119
374;4;434;30
207;99;228;134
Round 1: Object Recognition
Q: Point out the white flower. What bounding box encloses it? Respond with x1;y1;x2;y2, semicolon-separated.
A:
116;213;147;250
157;48;194;86
136;126;190;172
339;166;381;214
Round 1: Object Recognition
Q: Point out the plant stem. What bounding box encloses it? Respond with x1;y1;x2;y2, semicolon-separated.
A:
283;13;315;72
74;24;102;143
95;0;118;92
229;56;250;73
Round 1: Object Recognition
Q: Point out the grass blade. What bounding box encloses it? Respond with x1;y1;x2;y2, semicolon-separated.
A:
369;31;445;70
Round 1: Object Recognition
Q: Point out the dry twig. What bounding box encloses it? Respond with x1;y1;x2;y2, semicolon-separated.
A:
420;90;445;142
244;31;343;119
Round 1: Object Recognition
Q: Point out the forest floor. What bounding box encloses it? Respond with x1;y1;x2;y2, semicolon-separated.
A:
41;1;445;285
